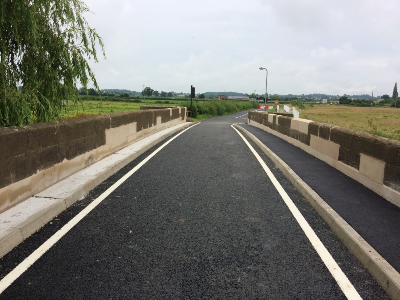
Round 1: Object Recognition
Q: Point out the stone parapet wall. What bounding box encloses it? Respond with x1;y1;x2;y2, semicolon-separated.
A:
0;107;186;213
248;111;400;206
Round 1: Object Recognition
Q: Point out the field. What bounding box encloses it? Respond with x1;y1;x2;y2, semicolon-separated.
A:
300;105;400;141
61;98;257;121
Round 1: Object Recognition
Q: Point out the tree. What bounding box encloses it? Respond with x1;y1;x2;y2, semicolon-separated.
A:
153;90;159;97
393;83;398;100
167;92;173;97
142;87;154;97
160;91;167;97
88;88;99;96
290;100;305;109
381;94;390;101
339;96;351;104
199;94;205;99
0;0;105;127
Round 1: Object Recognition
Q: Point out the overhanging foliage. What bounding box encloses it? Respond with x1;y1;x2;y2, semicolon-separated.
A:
0;0;105;127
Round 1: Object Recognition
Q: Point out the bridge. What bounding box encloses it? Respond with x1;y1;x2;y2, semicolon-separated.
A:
0;108;399;299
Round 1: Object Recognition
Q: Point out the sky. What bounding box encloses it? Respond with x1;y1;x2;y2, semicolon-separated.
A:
83;0;400;96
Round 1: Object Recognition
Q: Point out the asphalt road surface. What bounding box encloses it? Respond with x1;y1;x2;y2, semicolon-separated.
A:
0;111;389;299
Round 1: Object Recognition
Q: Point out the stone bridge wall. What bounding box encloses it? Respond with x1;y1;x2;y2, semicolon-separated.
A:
248;111;400;207
0;107;186;213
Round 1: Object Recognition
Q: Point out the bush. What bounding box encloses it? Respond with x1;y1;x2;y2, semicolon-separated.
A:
216;102;226;115
390;100;400;108
290;100;305;109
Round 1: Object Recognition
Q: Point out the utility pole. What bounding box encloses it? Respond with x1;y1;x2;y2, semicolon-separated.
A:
371;91;373;110
191;85;195;118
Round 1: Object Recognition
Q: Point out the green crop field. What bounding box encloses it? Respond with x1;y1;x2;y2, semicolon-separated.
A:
61;97;257;121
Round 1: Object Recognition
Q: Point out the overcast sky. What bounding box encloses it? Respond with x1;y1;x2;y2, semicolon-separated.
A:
84;0;400;96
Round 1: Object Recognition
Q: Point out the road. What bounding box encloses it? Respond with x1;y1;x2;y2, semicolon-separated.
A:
0;111;389;299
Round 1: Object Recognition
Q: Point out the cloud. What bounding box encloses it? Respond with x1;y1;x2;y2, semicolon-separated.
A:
82;0;400;95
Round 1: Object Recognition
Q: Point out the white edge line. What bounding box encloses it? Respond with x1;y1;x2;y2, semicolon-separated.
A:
231;124;361;300
0;122;200;294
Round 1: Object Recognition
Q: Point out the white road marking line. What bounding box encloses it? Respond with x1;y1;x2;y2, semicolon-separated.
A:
0;122;200;295
231;125;362;300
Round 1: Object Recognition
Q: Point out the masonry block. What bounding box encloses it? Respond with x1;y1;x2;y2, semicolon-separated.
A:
359;154;385;184
171;108;179;120
308;122;320;137
15;152;37;182
136;110;154;131
26;122;67;151
353;132;399;165
330;127;355;149
290;119;300;132
110;111;139;128
298;119;313;135
278;116;291;127
289;129;300;141
65;137;86;160
384;164;400;192
299;133;311;146
338;147;360;169
310;135;339;160
0;127;29;160
37;145;65;170
319;124;334;140
0;157;16;189
268;114;274;124
65;118;97;141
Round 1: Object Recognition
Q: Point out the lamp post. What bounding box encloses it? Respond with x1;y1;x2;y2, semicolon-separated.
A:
259;67;268;111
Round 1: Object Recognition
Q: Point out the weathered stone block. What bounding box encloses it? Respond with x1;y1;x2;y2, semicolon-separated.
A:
0;157;16;189
353;132;398;165
299;133;310;146
338;147;360;169
110;111;139;128
15;152;37;182
308;122;320;137
319;123;334;140
65;137;86;160
171;108;180;120
278;116;291;127
0;127;29;160
330;127;355;149
384;164;400;192
289;129;299;141
37;145;65;170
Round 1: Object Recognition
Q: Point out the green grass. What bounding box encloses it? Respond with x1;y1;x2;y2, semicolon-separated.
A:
301;104;400;141
61;98;258;121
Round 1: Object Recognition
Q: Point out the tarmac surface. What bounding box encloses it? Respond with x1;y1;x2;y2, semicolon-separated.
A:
0;111;393;299
240;123;400;274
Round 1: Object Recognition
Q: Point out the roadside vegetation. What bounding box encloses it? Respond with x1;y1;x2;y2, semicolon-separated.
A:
0;0;105;127
61;96;258;121
300;104;400;141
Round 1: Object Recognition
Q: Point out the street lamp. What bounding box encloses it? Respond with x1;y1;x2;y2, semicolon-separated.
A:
259;67;268;111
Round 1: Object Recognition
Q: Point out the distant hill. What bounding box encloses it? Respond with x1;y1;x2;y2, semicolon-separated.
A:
203;92;244;98
102;89;139;94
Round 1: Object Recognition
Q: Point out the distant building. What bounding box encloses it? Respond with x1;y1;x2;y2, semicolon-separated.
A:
217;94;228;100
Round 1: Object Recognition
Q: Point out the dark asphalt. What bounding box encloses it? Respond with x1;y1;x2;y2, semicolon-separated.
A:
0;111;390;299
241;123;400;274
